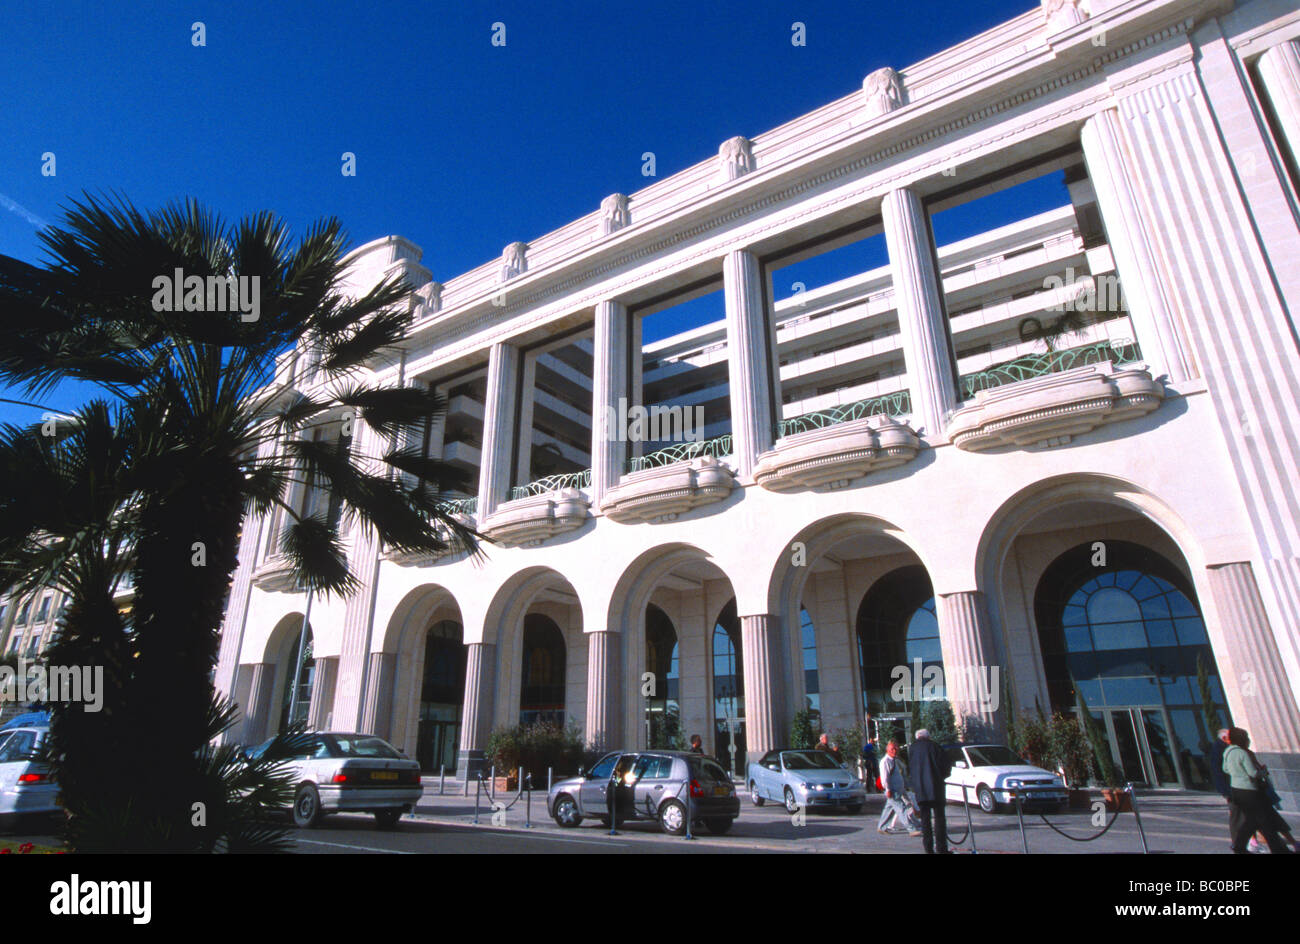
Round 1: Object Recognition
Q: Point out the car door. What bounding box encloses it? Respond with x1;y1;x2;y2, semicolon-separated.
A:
760;752;783;799
632;754;673;818
944;747;970;804
578;752;621;814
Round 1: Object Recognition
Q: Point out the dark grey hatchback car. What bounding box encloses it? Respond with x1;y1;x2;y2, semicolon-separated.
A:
548;750;740;835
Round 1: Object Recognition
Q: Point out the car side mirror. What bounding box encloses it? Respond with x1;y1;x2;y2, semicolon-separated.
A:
953;760;967;769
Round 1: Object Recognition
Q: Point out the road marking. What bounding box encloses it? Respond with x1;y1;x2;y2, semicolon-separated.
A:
294;838;415;854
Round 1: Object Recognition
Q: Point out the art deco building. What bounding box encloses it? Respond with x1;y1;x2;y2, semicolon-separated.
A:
214;0;1300;808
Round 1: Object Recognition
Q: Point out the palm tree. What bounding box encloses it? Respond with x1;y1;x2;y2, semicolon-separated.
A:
0;195;479;850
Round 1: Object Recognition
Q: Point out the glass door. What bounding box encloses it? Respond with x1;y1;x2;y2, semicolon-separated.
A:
1102;707;1182;788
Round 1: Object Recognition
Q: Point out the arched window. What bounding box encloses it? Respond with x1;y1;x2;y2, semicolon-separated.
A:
520;614;566;726
645;605;680;748
800;606;821;721
712;600;746;771
856;566;939;715
278;624;314;732
417;620;466;772
1036;541;1229;790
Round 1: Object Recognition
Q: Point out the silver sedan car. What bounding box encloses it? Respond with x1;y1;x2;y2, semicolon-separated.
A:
747;749;867;813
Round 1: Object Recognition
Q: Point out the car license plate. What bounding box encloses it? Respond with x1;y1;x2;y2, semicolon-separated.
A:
713;785;729;797
372;771;398;781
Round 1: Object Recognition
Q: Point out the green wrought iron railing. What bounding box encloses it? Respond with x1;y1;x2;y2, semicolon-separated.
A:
509;468;592;501
777;389;912;438
440;496;478;517
959;340;1142;400
627;434;733;473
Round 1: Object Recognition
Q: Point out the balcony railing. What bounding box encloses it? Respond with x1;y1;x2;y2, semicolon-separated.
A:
777;390;912;438
627;434;733;473
439;496;478;517
959;340;1142;400
509;469;592;501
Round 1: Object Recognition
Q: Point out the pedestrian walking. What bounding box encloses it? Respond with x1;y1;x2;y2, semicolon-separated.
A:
1223;727;1291;854
910;728;953;854
861;737;880;793
876;740;921;836
688;734;704;755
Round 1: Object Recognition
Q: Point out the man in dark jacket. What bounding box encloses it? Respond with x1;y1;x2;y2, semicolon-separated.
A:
910;729;953;854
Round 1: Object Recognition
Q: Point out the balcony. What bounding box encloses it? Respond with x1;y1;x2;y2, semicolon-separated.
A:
382;498;478;567
947;341;1162;451
251;554;300;593
757;391;919;491
481;474;591;547
603;437;736;523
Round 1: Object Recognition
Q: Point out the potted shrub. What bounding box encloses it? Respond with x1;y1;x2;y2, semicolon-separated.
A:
1075;684;1129;811
1046;712;1093;808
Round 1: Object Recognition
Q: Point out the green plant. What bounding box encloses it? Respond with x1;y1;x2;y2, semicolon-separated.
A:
829;724;864;767
918;699;961;746
1197;651;1225;739
1074;682;1122;787
1010;714;1049;768
486;721;584;782
789;709;817;749
1045;712;1091;788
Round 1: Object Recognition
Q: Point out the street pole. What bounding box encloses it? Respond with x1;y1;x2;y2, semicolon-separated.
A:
290;590;313;725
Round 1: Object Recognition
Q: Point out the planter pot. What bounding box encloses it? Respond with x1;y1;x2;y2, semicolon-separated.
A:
1066;788;1091;809
493;776;519;793
1101;788;1132;812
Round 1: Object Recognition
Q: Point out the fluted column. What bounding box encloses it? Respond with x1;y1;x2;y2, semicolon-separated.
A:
243;662;276;743
359;652;396;739
477;342;520;517
935;591;1003;741
457;642;497;779
585;630;621;750
723;249;779;479
739;614;784;760
591;301;629;503
882;188;959;439
308;656;338;731
214;511;265;744
1080;108;1195;383
331;419;384;731
1257;40;1300;176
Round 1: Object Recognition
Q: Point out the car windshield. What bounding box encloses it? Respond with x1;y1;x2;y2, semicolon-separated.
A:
329;735;403;759
965;746;1027;767
782;751;841;770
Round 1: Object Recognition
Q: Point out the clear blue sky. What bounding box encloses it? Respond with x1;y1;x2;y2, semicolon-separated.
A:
0;0;1043;424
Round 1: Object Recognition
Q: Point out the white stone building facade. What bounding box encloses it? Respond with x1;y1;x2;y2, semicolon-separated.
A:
214;0;1300;807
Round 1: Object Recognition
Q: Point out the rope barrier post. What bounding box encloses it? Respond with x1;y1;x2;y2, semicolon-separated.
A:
439;765;445;796
548;766;553;792
961;782;977;854
684;782;695;840
473;774;482;825
525;772;533;828
1126;783;1149;855
1011;781;1029;854
490;766;496;803
607;769;619;836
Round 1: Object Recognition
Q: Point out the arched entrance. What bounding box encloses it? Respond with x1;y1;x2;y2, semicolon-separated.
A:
1035;540;1229;790
416;619;466;772
520;613;566;726
856;566;940;737
276;622;313;734
644;604;680;748
713;599;745;773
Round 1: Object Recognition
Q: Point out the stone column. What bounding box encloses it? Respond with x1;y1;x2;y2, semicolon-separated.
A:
213;510;265;744
243;662;276;743
935;591;1003;741
1256;40;1300;176
585;630;622;750
591;300;629;503
330;419;384;731
308;656;338;731
458;642;497;779
723;249;779;479
1080;108;1195;383
477;342;520;517
739;614;784;760
881;188;959;439
1206;562;1300;810
359;652;396;739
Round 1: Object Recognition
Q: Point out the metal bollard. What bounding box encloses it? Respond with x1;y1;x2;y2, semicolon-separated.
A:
684;783;695;840
525;772;533;828
490;766;496;802
548;767;553;792
607;772;619;835
439;765;446;796
1126;783;1150;855
473;775;482;825
960;782;977;854
1011;784;1029;854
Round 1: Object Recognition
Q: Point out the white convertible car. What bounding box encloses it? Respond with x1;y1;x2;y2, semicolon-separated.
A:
943;744;1067;813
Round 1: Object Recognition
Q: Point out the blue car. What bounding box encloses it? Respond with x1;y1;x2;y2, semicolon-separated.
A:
747;749;867;813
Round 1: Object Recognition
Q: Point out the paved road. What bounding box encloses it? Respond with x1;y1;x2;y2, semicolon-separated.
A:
1;788;1266;854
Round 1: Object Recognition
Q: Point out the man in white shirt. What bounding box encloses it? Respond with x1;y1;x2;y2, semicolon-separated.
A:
877;740;921;835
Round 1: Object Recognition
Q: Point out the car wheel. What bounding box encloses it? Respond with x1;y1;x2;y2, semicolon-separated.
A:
704;817;733;835
552;794;583;828
977;784;997;814
749;782;765;807
374;809;401;829
658;799;688;836
293;784;323;828
784;787;799;814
